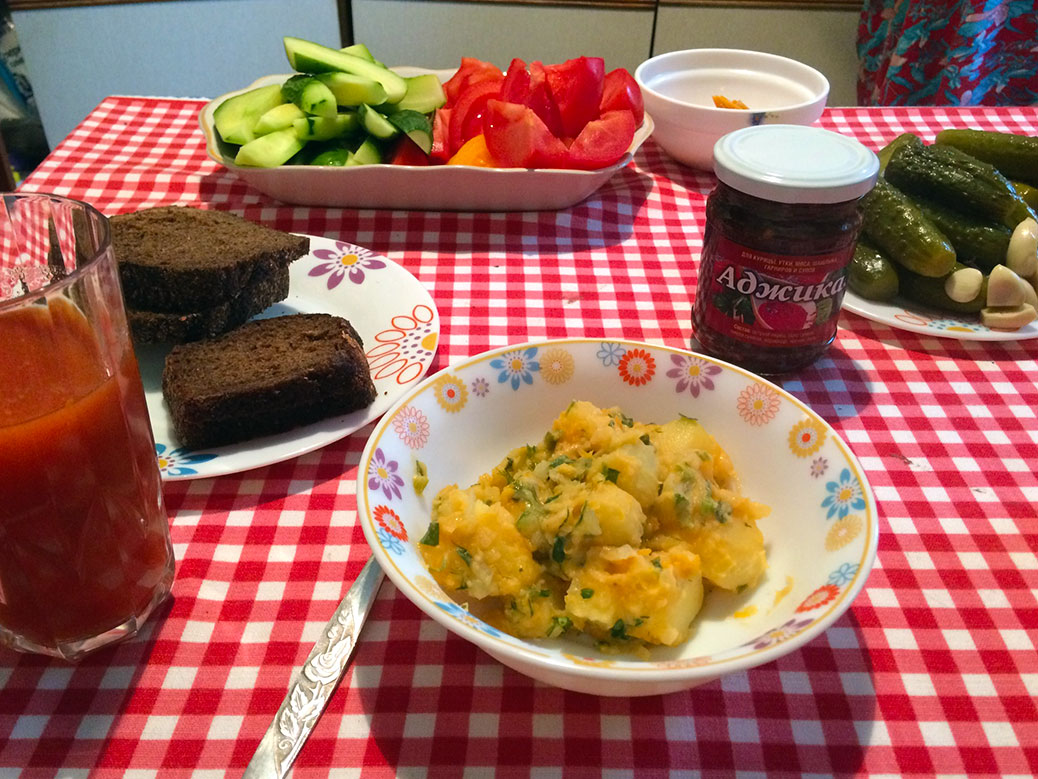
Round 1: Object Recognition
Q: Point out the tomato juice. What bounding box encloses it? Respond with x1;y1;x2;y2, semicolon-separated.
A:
0;297;173;657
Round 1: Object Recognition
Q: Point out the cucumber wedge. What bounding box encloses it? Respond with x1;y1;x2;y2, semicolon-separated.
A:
213;84;285;145
284;36;407;104
253;102;306;136
234;128;305;167
388;110;433;154
358;104;400;140
316;71;387;106
340;42;382;66
348;137;383;166
310;147;353;166
380;74;447;115
281;74;338;118
293;113;359;141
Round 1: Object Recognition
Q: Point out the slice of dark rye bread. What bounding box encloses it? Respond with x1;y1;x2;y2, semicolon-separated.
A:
162;314;377;450
128;261;290;344
111;205;310;313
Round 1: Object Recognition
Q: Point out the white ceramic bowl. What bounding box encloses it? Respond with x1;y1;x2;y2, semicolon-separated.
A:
357;339;878;696
635;49;829;170
199;70;653;211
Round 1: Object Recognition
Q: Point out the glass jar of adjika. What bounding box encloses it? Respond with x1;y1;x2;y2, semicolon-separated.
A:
692;124;879;374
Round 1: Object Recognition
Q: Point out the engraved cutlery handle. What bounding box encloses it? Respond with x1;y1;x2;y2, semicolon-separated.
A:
243;557;384;778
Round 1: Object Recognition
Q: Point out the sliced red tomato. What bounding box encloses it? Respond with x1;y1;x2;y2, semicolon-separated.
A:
448;79;503;158
500;58;530;102
389;137;433;166
566;109;637;170
525;62;564;139
429;107;452;163
600;68;644;125
442;57;504;105
544;56;606;139
483;100;569;169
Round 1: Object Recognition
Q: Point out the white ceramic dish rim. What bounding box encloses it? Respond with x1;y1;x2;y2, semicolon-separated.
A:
843;289;1038;341
634;48;830;117
199;69;654;177
357;338;879;685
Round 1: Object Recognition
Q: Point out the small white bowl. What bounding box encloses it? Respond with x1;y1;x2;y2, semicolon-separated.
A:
635;49;829;170
357;339;878;696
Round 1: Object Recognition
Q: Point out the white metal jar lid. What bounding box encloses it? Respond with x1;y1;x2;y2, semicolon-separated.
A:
712;124;880;204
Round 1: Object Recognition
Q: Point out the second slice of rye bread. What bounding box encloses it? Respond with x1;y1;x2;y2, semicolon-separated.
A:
111;205;310;313
162;314;377;449
128;261;290;343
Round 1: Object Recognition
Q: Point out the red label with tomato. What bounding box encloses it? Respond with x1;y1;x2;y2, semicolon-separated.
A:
696;233;852;348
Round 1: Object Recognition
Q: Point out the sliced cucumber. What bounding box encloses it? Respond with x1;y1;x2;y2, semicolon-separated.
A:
234;128;305;167
293;113;359;141
340;42;383;66
284;36;407;104
380;74;446;115
348;137;383;166
310;147;353;166
253;102;306;136
316;71;387;106
213;84;285;145
358;104;400;140
388;110;433;154
281;74;338;118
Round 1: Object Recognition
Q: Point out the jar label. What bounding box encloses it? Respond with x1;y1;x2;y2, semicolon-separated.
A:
696;233;851;349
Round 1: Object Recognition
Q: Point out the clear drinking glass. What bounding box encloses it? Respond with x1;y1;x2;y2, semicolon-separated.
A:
0;193;174;661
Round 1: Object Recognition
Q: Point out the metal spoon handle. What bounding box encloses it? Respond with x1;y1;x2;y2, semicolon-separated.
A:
242;557;384;778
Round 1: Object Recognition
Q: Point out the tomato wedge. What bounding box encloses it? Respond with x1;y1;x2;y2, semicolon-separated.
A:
448;79;503;157
443;57;503;104
544;56;605;139
429;107;452;163
500;59;564;138
600;68;644;125
390;137;433;166
566;109;637;170
483;99;569;169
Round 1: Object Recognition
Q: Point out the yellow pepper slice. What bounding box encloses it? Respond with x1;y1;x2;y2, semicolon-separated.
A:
447;134;497;167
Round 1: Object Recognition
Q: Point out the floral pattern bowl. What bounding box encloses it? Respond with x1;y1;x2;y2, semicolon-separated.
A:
357;339;878;696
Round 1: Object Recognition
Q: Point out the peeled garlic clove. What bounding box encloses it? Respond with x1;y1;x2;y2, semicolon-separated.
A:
987;264;1026;307
1006;217;1038;278
944;266;984;303
981;303;1037;330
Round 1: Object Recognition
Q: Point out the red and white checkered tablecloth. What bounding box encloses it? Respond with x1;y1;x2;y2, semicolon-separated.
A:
2;96;1037;777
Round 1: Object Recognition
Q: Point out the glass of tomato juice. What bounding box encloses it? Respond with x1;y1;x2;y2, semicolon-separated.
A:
0;193;174;661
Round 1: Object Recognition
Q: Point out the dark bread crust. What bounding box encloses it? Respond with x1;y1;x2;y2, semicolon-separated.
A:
112;206;310;312
162;314;377;449
128;261;290;343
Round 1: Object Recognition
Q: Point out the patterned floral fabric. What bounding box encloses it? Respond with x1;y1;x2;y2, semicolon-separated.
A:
856;0;1038;105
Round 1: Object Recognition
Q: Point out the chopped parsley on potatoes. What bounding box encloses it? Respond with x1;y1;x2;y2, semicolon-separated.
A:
419;400;769;654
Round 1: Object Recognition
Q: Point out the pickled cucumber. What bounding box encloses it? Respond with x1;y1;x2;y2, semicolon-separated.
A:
849;241;899;301
885;141;1036;230
935;128;1038;187
862;178;956;278
912;194;1011;272
898;262;988;314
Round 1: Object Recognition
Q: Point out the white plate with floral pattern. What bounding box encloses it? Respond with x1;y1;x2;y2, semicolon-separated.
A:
843;290;1038;341
136;235;439;480
357;338;878;696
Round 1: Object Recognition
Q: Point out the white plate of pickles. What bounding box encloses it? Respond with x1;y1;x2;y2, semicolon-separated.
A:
843;290;1038;341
